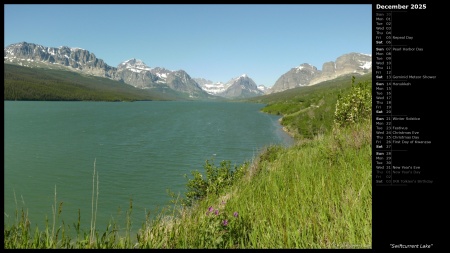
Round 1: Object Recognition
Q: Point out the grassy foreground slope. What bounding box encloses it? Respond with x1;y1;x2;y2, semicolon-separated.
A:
135;121;372;249
4;74;372;249
134;74;372;248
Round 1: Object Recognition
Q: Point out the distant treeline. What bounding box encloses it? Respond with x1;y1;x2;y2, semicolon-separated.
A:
3;64;174;101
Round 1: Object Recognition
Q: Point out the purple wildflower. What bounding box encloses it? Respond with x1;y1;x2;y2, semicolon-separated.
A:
222;219;228;226
233;212;239;217
214;209;219;215
208;206;213;213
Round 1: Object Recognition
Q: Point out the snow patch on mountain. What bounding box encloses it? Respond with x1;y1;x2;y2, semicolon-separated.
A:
118;58;152;73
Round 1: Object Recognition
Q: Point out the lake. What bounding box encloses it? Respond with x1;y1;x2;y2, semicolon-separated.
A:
4;100;293;236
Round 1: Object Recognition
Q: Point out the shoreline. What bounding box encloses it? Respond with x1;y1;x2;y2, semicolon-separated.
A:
278;117;297;140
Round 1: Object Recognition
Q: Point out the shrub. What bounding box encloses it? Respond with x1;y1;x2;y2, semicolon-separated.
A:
334;76;372;127
182;160;245;207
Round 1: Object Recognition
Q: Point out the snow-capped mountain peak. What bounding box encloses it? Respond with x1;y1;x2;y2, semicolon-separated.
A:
295;63;316;73
118;58;152;73
232;73;249;81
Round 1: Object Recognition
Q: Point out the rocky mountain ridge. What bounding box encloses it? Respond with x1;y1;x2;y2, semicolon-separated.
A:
269;52;372;93
4;42;372;98
4;42;209;99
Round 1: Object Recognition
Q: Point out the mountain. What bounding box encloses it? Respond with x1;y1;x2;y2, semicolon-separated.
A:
4;42;371;99
116;58;209;99
269;63;321;94
4;42;211;99
194;74;265;99
218;74;265;99
4;42;118;78
269;52;372;94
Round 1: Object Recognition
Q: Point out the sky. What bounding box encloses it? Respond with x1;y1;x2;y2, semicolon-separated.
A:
4;4;372;87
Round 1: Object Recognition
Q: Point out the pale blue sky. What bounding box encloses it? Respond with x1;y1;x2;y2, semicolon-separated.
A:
4;4;372;87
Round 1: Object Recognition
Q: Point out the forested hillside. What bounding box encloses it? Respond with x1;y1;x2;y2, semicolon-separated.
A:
246;73;372;139
4;64;176;101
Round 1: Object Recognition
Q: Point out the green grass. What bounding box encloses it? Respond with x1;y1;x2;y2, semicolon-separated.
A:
4;75;372;249
133;120;372;249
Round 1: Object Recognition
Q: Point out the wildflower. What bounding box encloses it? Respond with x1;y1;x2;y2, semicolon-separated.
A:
233;211;239;217
208;206;213;212
214;209;219;215
222;219;228;226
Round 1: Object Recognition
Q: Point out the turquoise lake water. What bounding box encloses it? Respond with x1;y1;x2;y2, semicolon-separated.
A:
4;100;293;236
